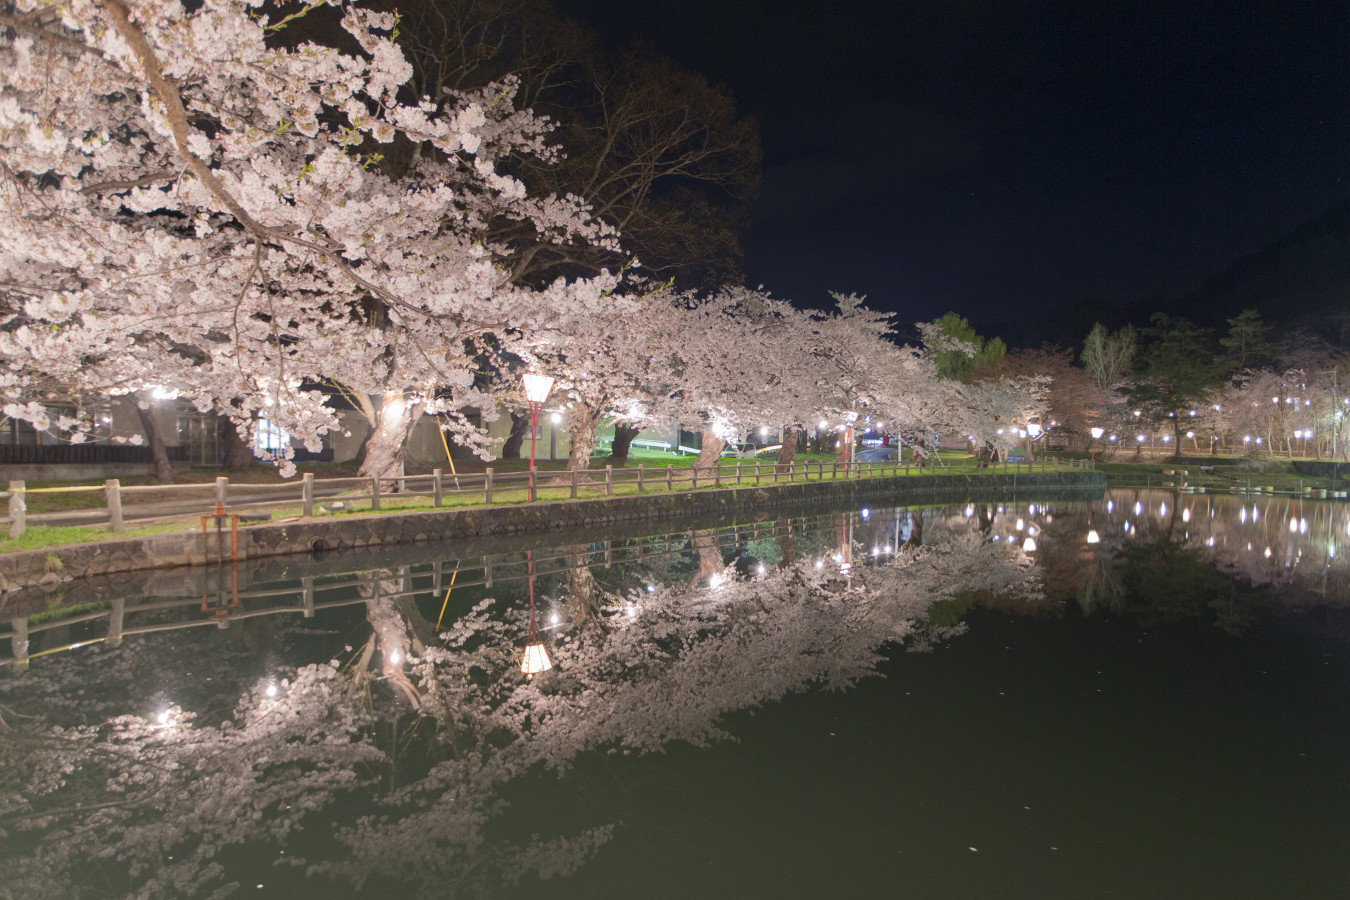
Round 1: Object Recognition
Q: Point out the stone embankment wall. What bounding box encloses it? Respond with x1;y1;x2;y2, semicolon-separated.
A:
0;471;1103;592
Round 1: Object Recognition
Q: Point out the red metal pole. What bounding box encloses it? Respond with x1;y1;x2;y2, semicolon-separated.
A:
528;401;539;501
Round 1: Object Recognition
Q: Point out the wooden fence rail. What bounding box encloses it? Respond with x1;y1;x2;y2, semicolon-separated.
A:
1;456;1090;539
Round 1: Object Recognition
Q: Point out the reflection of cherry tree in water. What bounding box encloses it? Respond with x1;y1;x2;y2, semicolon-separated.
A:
0;527;1037;899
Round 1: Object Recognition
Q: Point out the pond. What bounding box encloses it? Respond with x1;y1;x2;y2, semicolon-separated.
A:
2;488;1349;899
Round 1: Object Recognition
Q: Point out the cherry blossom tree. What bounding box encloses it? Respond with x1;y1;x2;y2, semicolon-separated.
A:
0;0;618;478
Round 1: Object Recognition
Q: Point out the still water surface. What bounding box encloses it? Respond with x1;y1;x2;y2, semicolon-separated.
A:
3;489;1349;898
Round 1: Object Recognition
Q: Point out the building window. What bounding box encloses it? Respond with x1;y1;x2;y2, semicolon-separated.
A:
254;418;289;453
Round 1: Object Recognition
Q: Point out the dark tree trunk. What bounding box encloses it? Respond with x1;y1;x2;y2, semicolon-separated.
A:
220;417;254;468
693;425;725;474
777;519;796;568
130;392;174;482
500;410;530;459
776;424;798;473
610;422;641;463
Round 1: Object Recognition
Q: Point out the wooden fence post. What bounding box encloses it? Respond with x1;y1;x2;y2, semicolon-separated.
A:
7;480;24;539
667;465;673;491
215;476;228;509
105;479;123;531
571;467;579;499
371;476;381;510
832;461;838;480
715;462;721;488
605;465;613;496
302;473;314;517
433;469;443;507
637;463;645;493
484;468;494;505
692;464;699;489
302;576;315;618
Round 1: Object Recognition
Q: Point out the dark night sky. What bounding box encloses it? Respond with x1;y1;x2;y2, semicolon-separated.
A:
556;0;1350;337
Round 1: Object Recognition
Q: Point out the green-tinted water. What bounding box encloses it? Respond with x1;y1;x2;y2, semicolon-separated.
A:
3;489;1348;898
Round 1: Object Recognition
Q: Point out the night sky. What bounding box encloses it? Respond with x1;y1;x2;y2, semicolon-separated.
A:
557;0;1350;337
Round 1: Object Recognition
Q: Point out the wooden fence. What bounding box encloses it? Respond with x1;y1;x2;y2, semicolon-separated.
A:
2;456;1090;539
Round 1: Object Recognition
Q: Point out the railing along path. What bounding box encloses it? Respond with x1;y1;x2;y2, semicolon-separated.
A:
2;455;1089;539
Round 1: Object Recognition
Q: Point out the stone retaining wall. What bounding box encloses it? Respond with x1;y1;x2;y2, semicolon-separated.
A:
0;471;1103;593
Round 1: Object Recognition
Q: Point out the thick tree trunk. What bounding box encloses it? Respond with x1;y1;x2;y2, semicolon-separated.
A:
610;421;641;464
693;425;724;476
356;395;422;487
566;546;602;628
567;402;603;471
777;520;796;568
776;424;799;474
220;416;254;468
130;391;174;482
688;529;724;589
500;411;530;459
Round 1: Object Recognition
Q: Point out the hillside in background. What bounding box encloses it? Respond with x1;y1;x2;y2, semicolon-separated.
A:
993;204;1350;353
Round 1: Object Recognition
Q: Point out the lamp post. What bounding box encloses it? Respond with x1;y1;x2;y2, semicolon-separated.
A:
1027;418;1042;462
1090;426;1104;468
522;373;555;502
520;549;552;674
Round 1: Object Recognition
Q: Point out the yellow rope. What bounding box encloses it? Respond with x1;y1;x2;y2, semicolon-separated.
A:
437;417;461;489
435;567;459;632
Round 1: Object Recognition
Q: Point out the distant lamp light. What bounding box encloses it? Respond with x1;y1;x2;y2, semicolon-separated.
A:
1244;435;1251;443
1022;537;1037;553
1108;434;1117;441
550;412;561;424
1137;434;1145;443
760;426;769;437
1090;427;1104;440
1086;529;1100;544
1186;431;1195;439
1027;421;1042;438
1162;435;1171;443
1189;410;1197;417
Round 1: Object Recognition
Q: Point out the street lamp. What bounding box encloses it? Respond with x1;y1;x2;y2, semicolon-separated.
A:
1090;426;1104;468
522;372;555;501
520;549;552;675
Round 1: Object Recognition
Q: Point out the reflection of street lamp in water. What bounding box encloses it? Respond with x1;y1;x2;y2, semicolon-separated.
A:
521;549;552;675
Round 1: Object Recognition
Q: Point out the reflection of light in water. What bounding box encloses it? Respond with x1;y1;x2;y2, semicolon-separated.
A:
997;505;1005;514
1086;530;1100;544
266;683;278;698
709;573;724;589
815;560;824;569
1015;518;1025;530
647;584;656;593
1206;537;1215;547
1107;500;1114;512
1241;507;1248;524
550;613;560;625
1182;508;1191;523
1300;518;1308;535
388;650;402;667
1124;522;1131;533
1290;518;1299;533
1264;547;1273;558
758;564;766;575
1160;502;1168;517
1027;525;1039;536
964;505;974;517
1022;537;1037;552
1254;507;1260;523
1134;502;1143;515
